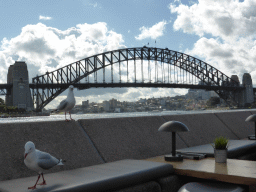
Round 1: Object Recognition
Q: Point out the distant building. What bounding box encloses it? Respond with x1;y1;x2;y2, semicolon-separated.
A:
160;99;166;106
109;98;117;109
114;108;121;113
138;98;146;103
187;90;196;99
187;88;218;100
103;101;110;111
82;100;89;107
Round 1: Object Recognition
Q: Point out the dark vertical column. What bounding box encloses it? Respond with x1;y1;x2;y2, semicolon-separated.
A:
11;61;34;111
172;132;176;157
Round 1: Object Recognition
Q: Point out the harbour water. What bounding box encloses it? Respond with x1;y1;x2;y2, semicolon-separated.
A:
0;108;255;124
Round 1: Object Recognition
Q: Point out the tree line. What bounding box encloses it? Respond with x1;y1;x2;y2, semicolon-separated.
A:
0;98;26;113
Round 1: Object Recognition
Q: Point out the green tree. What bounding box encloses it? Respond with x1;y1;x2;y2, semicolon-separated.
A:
0;98;4;105
207;97;220;106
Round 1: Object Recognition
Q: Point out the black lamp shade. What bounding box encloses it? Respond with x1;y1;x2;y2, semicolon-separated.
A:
245;114;256;140
158;121;189;161
158;121;189;132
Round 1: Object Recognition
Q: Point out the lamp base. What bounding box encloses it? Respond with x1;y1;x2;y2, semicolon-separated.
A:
164;154;183;161
248;135;256;140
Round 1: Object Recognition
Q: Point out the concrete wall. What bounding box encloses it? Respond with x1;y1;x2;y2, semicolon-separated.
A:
162;113;239;147
0;110;255;181
78;116;188;163
214;111;254;139
0;121;104;181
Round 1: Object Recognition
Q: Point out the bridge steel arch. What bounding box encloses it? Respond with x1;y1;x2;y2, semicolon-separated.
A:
32;47;240;111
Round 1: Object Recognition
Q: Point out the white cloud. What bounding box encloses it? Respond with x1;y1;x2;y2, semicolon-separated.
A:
1;22;125;74
39;15;52;20
0;22;128;108
84;0;98;8
0;21;188;109
187;37;256;79
135;20;167;40
89;2;97;7
170;0;256;84
169;0;256;40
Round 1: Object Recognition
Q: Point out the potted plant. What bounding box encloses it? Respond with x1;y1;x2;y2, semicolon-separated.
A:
212;136;229;163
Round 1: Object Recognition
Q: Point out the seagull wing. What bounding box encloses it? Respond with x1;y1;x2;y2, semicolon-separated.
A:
57;99;68;111
37;150;60;170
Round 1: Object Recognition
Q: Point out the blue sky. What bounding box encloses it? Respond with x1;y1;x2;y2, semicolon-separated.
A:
0;0;196;50
1;0;256;109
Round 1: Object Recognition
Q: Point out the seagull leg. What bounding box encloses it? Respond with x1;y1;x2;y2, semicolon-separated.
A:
28;174;40;189
69;112;74;121
65;112;69;122
38;173;46;185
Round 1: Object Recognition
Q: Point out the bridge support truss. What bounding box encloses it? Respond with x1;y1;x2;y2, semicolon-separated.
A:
31;47;243;111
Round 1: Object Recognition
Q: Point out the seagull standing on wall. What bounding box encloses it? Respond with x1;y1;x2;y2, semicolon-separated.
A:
24;141;64;190
53;85;76;121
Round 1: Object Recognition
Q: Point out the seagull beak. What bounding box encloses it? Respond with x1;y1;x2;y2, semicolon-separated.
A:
24;153;28;159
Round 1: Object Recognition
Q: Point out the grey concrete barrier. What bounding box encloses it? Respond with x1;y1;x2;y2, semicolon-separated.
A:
162;113;239;147
78;116;188;163
0;110;254;182
214;111;254;139
0;120;104;181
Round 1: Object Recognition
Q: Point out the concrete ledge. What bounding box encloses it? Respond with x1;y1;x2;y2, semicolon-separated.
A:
176;140;256;159
0;121;104;181
78;116;188;163
1;110;255;184
162;113;239;147
0;159;174;192
214;111;254;139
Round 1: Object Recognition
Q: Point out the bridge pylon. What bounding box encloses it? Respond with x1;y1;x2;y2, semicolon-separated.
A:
238;73;254;107
5;61;34;111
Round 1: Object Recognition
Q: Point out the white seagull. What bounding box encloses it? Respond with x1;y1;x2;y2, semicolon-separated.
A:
53;85;76;121
24;141;64;190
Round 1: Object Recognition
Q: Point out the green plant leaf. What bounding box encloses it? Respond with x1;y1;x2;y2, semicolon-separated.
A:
213;136;229;149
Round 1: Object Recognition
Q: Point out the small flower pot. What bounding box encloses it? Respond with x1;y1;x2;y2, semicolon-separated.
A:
214;149;227;163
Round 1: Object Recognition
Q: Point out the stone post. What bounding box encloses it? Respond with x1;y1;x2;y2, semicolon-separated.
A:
240;73;254;107
5;61;34;111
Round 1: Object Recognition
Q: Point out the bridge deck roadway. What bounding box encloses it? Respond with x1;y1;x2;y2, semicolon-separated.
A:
0;83;248;92
28;83;245;91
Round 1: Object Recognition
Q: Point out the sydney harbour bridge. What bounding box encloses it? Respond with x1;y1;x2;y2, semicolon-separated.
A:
0;47;254;111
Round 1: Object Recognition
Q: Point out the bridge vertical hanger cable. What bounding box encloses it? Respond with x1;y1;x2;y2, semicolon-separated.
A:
163;61;165;83
88;60;90;83
141;48;144;83
134;49;136;83
186;63;187;84
141;59;143;83
161;54;164;83
174;62;175;83
127;50;129;83
111;52;113;83
168;61;170;83
183;62;184;84
94;57;97;83
155;49;158;83
86;60;88;83
180;56;182;84
119;51;121;83
148;59;150;83
103;54;105;83
148;48;151;83
30;47;241;110
192;61;194;84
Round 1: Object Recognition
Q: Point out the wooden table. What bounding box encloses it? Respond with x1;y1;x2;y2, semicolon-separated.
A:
146;156;256;191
